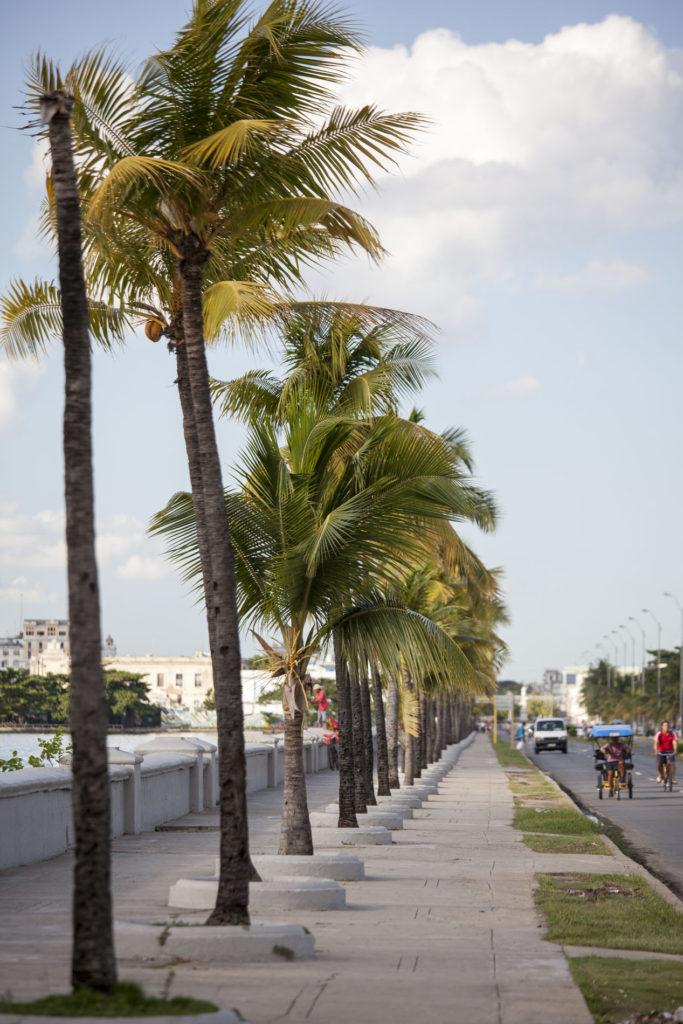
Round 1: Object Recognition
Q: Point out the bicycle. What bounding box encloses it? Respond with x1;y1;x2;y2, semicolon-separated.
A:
659;754;675;792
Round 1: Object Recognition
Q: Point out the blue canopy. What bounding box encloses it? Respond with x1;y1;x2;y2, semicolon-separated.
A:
590;723;633;739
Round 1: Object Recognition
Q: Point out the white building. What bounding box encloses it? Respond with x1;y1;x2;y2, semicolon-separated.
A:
0;637;27;671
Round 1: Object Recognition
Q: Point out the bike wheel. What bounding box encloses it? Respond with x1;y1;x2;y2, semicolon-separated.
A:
628;778;633;799
598;781;603;799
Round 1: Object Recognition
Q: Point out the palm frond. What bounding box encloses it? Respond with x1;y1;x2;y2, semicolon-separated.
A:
0;278;130;359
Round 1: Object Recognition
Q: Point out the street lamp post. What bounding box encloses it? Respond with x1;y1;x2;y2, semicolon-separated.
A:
620;623;636;696
604;634;619;686
642;608;662;709
663;591;683;731
602;636;615;688
596;643;610;688
611;629;623;683
628;616;646;696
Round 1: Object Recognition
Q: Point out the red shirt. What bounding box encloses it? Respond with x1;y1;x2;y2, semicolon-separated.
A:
313;689;328;712
655;730;676;753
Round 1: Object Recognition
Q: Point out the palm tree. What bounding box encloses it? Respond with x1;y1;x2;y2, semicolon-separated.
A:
40;90;115;990
152;309;498;853
10;0;426;925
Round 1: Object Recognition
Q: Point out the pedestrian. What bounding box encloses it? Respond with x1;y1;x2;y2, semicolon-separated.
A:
515;722;526;750
312;683;329;727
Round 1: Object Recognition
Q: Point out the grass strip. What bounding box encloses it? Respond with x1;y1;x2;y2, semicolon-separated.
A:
569;957;683;1024
535;872;683;954
0;980;219;1017
522;833;610;855
514;804;599;835
491;737;530;769
507;774;561;803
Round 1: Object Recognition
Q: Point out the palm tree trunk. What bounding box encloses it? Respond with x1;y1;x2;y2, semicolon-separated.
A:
436;695;445;755
334;634;357;827
348;664;367;812
385;677;400;789
174;330;262;880
372;667;391;796
403;731;415;786
359;673;376;805
43;90;115;991
179;242;250;926
419;692;428;769
278;669;313;855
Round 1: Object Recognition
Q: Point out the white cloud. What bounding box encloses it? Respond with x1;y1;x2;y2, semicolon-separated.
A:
489;376;540;398
327;16;683;328
13;212;48;264
116;555;168;581
547;258;649;291
0;364;19;429
23;139;50;194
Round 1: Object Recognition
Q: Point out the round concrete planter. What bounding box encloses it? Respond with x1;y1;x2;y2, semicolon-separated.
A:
248;852;365;881
169;876;345;911
400;783;438;797
311;826;391;846
376;793;422;808
0;1014;240;1024
310;810;403;831
323;802;412;820
114;919;314;962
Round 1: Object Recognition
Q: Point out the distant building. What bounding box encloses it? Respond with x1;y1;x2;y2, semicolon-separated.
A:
0;636;27;670
22;619;69;663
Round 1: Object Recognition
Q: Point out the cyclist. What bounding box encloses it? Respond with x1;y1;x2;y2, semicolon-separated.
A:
654;720;677;785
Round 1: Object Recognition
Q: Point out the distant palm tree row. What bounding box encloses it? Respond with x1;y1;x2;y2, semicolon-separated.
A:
1;0;507;994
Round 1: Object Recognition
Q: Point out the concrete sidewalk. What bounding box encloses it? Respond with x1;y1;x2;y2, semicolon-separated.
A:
0;735;593;1023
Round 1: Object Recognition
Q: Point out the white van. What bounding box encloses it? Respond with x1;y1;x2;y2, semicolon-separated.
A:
533;718;568;754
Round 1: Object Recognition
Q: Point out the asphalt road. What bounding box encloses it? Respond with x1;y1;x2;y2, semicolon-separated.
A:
523;738;683;897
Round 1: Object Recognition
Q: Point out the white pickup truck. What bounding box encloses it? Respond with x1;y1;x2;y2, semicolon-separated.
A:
533;717;568;754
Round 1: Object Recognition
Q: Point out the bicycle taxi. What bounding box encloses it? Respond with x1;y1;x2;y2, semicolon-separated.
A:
590;723;634;800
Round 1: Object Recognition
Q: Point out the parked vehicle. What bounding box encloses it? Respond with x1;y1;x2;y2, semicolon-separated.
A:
533;717;568;754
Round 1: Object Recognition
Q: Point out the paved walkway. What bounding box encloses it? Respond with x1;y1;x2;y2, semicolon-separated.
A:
0;735;599;1022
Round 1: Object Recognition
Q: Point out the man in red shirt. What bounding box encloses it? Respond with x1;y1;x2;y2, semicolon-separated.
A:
654;720;677;784
312;683;329;726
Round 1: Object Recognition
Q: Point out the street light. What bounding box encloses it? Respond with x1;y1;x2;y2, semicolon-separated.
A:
663;591;683;731
628;616;646;695
642;608;662;704
596;642;610;687
611;629;623;682
620;623;636;696
602;635;616;688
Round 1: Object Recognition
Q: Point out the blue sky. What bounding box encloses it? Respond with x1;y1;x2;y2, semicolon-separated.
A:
1;0;683;683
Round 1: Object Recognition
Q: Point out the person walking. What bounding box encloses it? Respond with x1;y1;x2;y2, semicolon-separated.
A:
515;722;526;750
312;683;329;727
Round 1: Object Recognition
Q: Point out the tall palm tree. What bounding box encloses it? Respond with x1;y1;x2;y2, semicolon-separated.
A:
152;319;497;852
40;90;115;990
10;0;426;925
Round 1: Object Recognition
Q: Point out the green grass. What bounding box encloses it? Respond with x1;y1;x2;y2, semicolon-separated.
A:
0;981;219;1017
535;873;683;954
569;957;683;1024
522;833;611;855
491;737;530;769
514;804;600;835
507;773;561;803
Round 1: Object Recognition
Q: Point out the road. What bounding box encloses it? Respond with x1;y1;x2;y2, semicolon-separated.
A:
523;738;683;897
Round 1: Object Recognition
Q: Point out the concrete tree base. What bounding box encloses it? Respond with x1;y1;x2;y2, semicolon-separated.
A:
311;826;392;846
323;802;412;820
247;852;365;881
114;919;315;962
399;782;438;797
376;793;423;808
0;1014;241;1024
169;876;345;911
310;810;403;830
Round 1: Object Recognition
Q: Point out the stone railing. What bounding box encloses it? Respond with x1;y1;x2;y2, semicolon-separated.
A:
0;733;330;871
